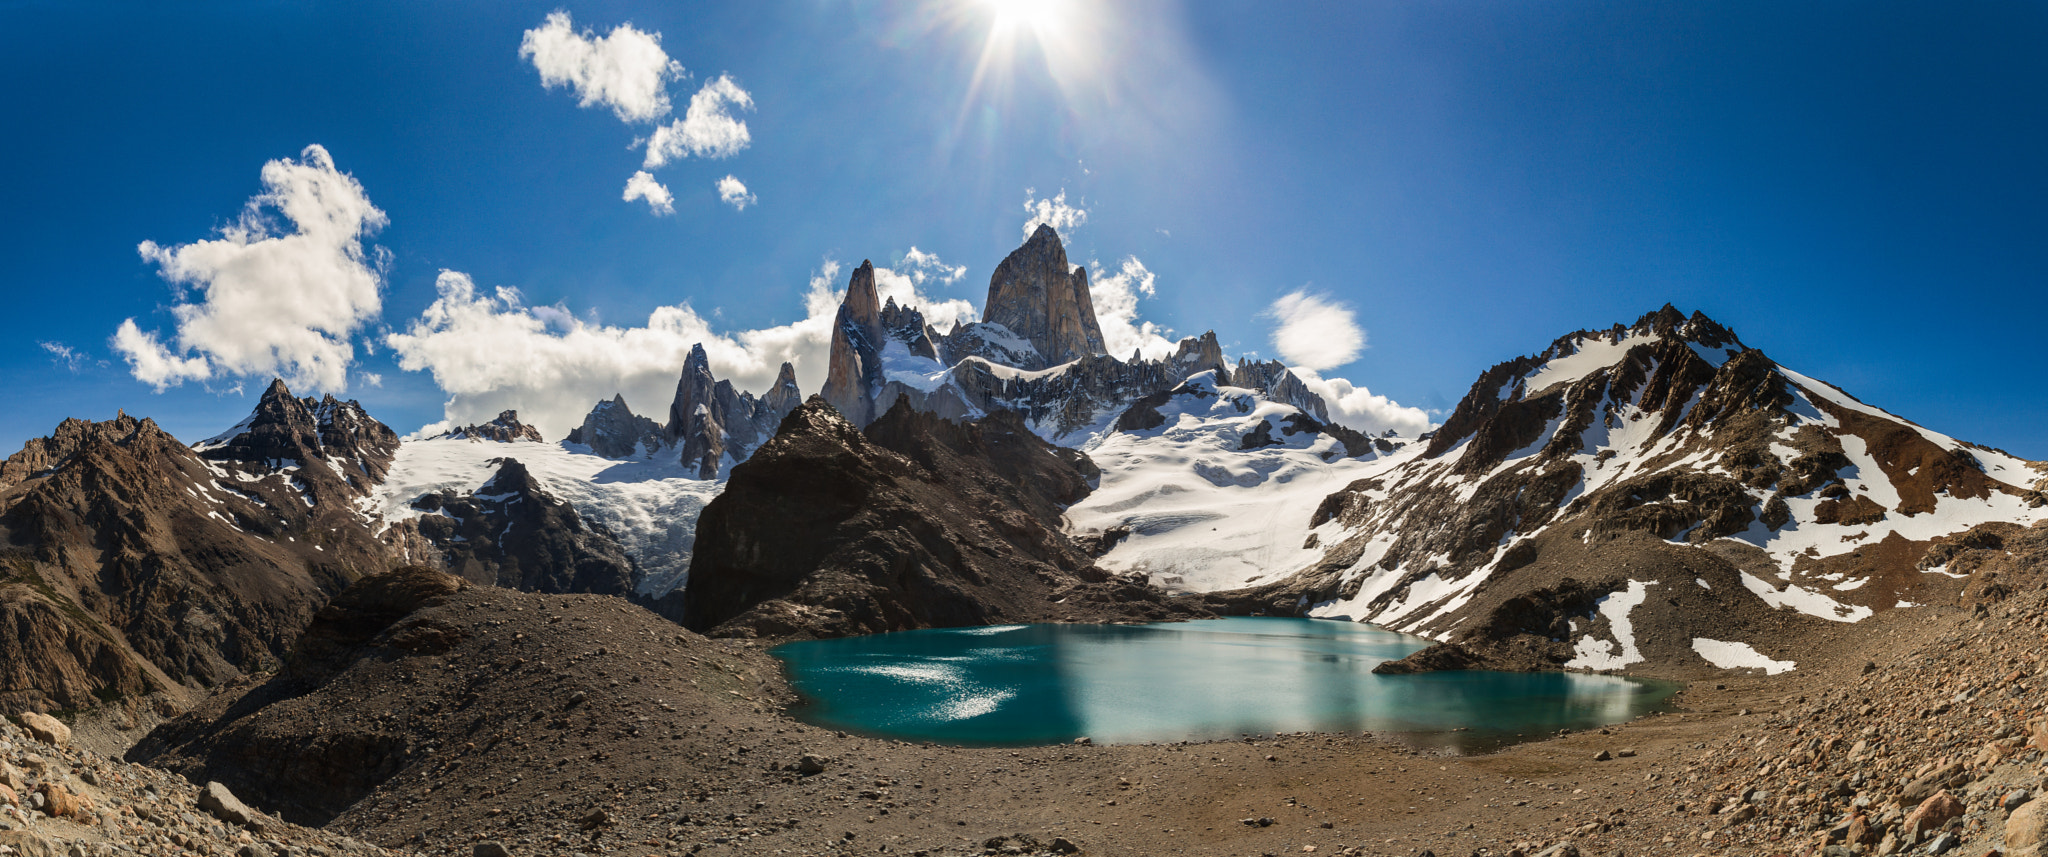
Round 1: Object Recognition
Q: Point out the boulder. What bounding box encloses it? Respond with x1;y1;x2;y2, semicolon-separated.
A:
199;781;269;832
1904;790;1964;841
2009;798;2048;853
17;712;68;747
36;782;83;818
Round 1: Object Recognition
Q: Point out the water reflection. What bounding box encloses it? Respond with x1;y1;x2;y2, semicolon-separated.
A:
772;617;1677;753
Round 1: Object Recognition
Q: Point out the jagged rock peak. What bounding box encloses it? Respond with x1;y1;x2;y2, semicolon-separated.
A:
843;261;886;345
667;343;718;440
191;377;399;485
438;410;544;443
0;411;167;492
1168;332;1230;381
983;225;1107;369
762;362;802;415
822;263;888;427
567;394;664;459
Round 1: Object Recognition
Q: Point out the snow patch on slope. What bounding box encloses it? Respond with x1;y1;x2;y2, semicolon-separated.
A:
1564;580;1657;671
1692;638;1796;674
374;437;721;596
1067;378;1415;593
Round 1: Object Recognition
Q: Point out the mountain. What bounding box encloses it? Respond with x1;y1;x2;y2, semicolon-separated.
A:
429;410;543;443
975;222;1108;369
680;398;1204;638
1174;306;2046;674
0;381;398;713
563;394;663;459
816;226;1316;445
395;457;638;595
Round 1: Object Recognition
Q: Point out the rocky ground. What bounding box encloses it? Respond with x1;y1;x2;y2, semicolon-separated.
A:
18;520;2036;857
1;711;419;857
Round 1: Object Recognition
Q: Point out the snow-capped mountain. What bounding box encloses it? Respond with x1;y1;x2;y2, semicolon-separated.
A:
1204;306;2045;674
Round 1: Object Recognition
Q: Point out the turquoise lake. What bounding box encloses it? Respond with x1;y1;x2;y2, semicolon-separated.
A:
771;617;1679;752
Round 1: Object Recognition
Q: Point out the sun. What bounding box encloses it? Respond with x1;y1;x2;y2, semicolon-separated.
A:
957;0;1095;112
980;0;1072;40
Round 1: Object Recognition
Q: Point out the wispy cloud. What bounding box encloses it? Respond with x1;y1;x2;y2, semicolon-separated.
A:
1265;289;1364;372
900;246;966;286
1022;188;1087;240
623;171;675;215
40;341;91;372
114;144;387;393
716;175;756;211
519;11;683;123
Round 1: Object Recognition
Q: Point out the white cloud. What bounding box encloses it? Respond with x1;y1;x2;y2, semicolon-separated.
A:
623;171;675;215
716;175;755;210
111;321;209;388
385;256;978;439
1291;368;1435;438
116;144;387;393
900;246;966;287
1265;290;1365;372
642;75;753;168
520;11;683;123
1022;188;1087;240
1089;256;1176;360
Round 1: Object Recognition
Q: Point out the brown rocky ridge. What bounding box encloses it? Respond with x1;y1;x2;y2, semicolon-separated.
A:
681;396;1206;639
0;378;399;715
1215;305;2045;676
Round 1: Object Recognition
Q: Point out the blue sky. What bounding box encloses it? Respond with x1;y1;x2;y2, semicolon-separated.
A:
3;1;2045;458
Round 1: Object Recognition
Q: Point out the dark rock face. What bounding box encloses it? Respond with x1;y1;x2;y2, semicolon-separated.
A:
681;398;1204;639
565;395;664;459
401;458;637;595
0;380;399;712
980;224;1107;369
435;410;543;443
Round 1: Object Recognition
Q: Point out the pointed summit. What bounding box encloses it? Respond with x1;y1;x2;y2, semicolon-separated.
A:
983;225;1107;369
822;263;887;426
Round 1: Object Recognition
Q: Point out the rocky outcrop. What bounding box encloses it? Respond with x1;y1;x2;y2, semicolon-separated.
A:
565;394;664;458
979;224;1107;369
1231;358;1330;423
399;458;638;595
433;410;543;443
0;382;399;712
681;398;1205;638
